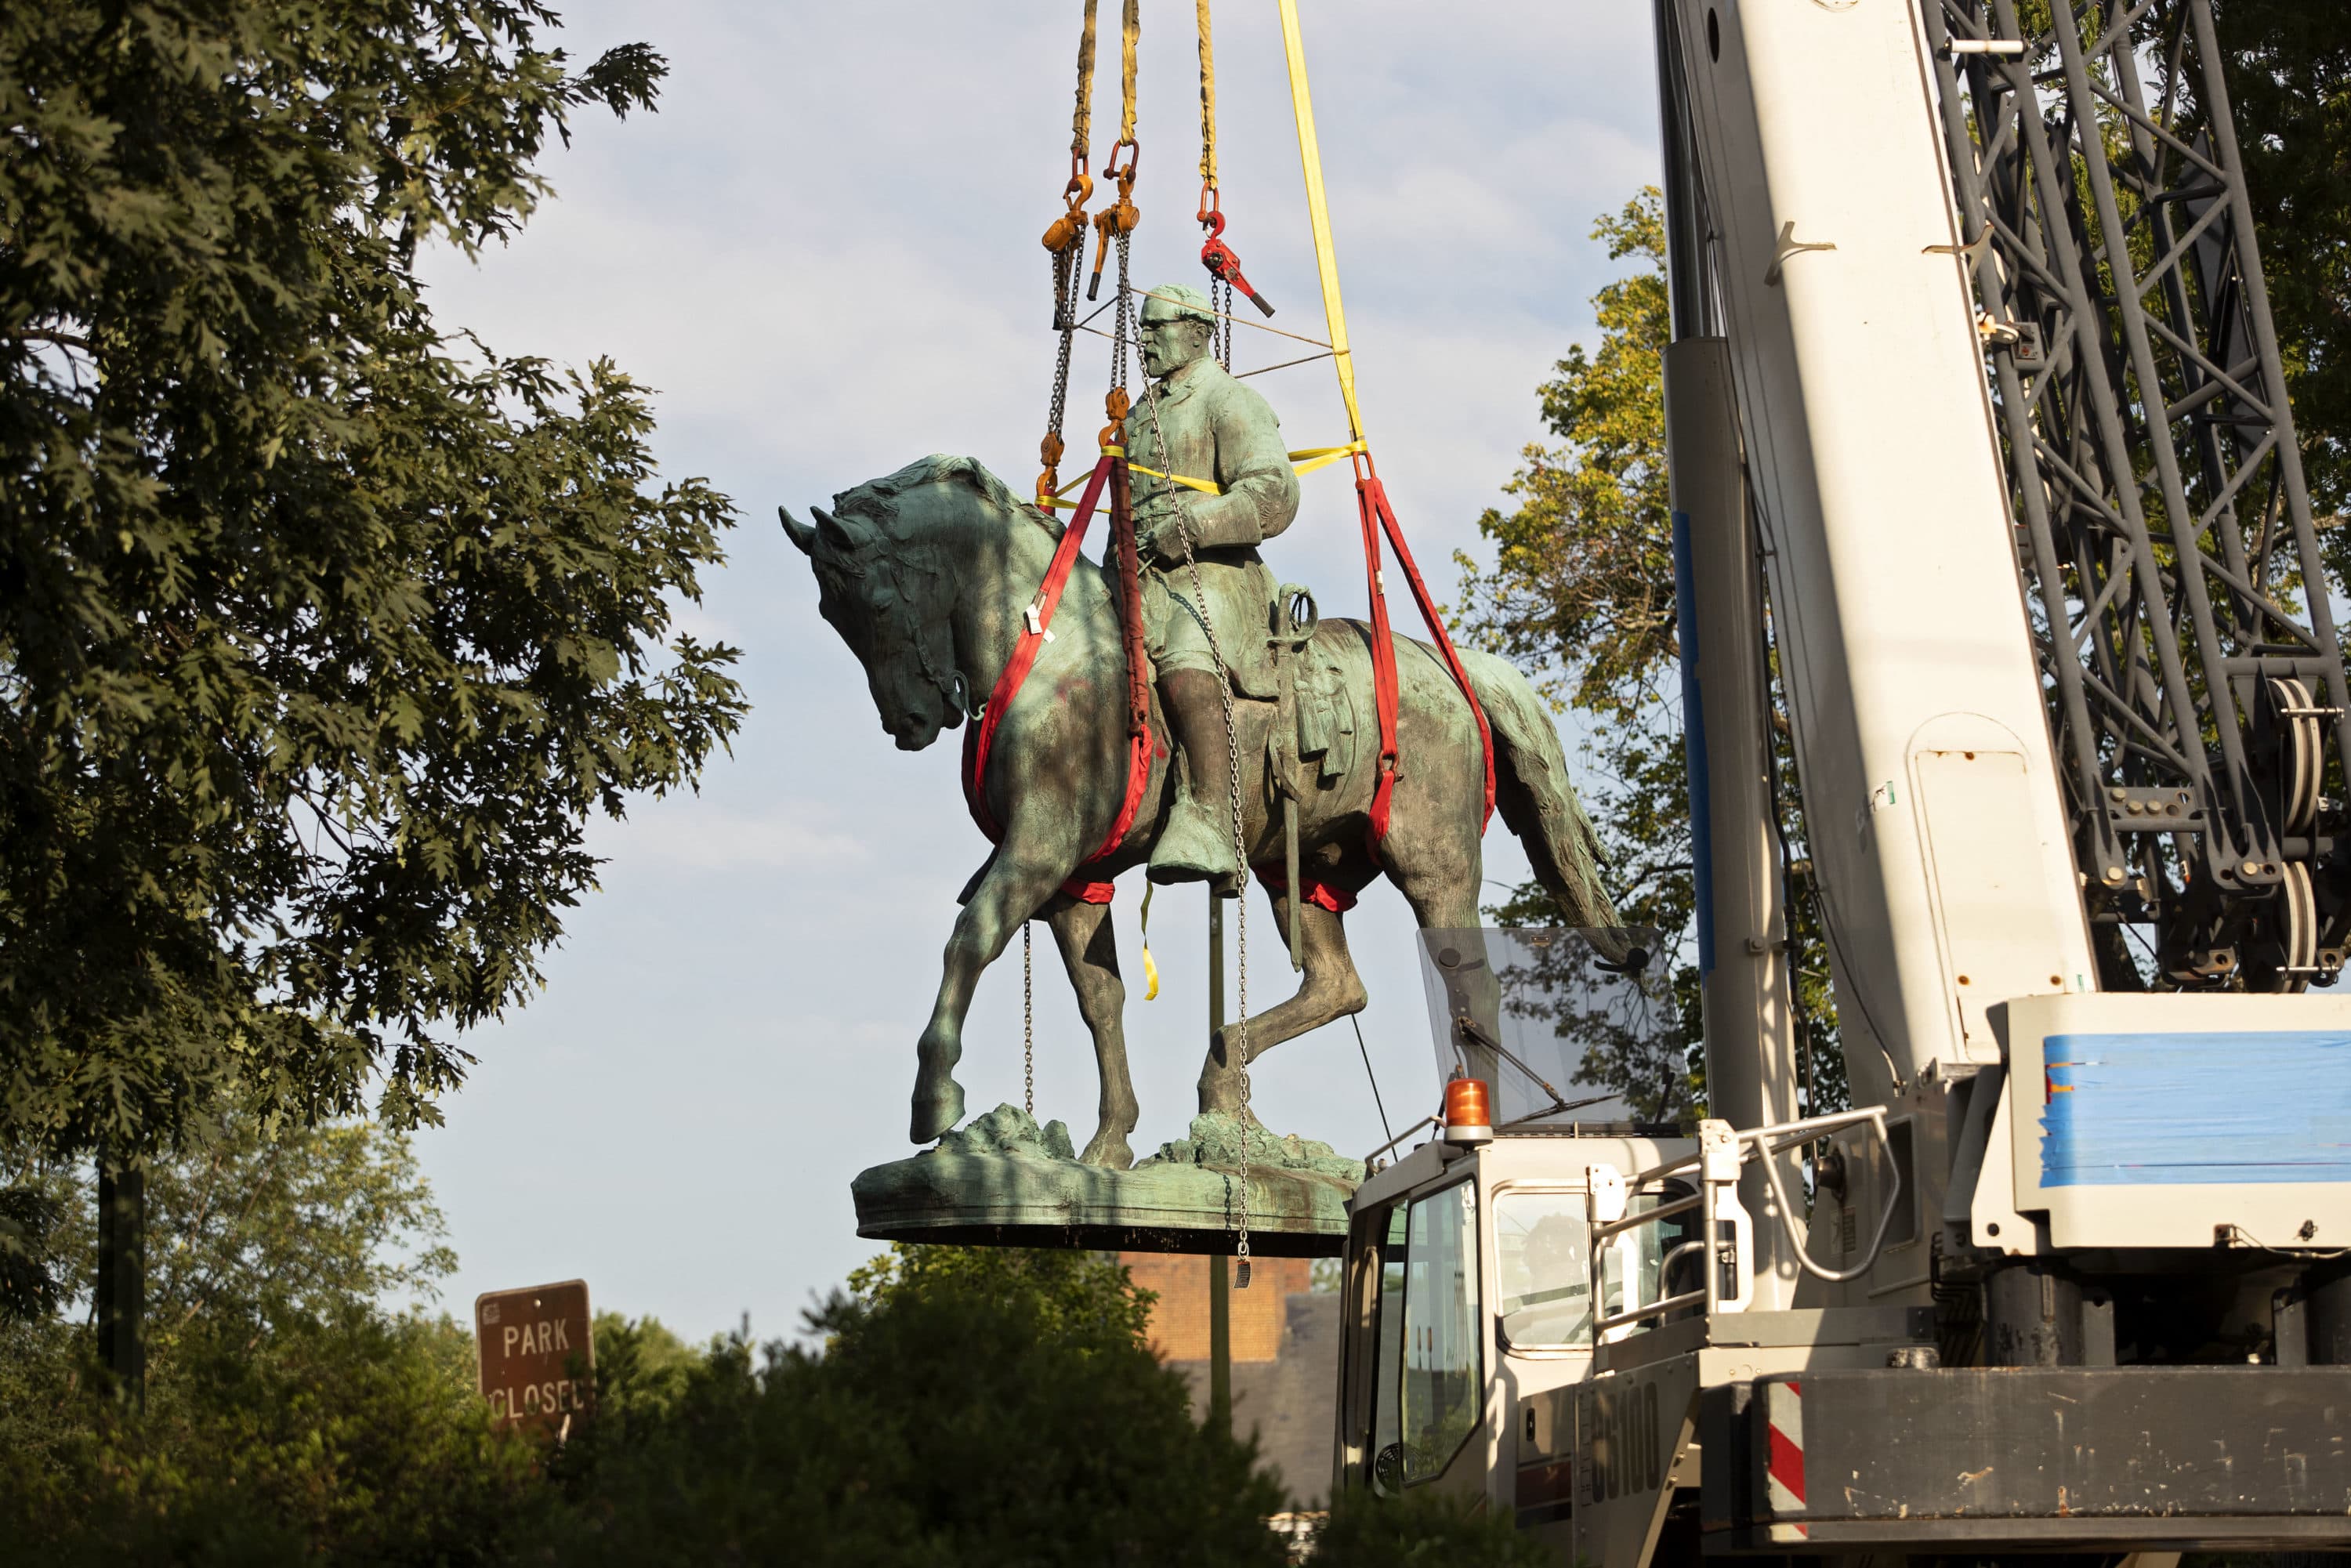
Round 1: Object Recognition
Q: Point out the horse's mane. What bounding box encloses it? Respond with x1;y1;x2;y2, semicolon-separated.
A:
831;454;1060;541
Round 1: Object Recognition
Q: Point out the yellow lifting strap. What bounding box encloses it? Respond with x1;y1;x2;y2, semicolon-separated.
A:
1287;440;1369;479
1118;0;1139;146
1196;0;1217;191
1138;882;1161;1001
1128;462;1219;495
1275;0;1364;447
1072;0;1097;158
1036;440;1371;509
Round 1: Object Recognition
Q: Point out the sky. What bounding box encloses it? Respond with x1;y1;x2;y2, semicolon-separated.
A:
410;0;1665;1341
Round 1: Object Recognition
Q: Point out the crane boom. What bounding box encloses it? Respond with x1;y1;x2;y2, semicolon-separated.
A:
1670;0;2096;1102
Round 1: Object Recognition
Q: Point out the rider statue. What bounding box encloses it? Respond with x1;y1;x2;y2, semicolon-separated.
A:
1125;283;1300;888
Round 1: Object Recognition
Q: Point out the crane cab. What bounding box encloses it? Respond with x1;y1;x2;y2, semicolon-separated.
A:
1334;1127;1695;1549
1332;927;1696;1549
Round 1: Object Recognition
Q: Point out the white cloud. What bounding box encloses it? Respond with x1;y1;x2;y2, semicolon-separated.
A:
592;799;867;872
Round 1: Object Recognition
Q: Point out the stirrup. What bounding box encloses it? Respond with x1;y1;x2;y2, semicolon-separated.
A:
1147;860;1244;896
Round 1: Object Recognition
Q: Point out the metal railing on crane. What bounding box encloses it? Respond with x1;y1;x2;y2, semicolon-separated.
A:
1587;1107;1904;1338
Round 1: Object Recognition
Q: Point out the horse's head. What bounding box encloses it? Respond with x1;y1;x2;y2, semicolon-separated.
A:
783;455;1029;751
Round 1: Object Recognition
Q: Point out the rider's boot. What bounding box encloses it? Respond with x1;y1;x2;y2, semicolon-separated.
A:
1149;668;1244;890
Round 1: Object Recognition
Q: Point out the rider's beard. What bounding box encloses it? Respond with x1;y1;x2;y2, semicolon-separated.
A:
1143;331;1201;382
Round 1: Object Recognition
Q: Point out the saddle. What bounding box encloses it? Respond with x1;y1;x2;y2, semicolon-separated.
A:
1157;572;1354;790
1259;582;1364;924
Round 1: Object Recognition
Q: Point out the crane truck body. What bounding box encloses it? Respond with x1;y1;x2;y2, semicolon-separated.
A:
1331;2;2351;1559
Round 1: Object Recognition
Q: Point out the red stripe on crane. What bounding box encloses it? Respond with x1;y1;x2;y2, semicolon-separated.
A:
1765;1379;1808;1538
1765;1423;1806;1505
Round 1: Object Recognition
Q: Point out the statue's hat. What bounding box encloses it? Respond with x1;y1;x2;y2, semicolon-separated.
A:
1139;283;1216;327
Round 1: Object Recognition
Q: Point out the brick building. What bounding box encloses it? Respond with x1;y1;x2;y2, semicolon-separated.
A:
1120;1253;1340;1506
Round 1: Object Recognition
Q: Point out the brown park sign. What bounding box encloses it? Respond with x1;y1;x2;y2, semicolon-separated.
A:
476;1278;593;1436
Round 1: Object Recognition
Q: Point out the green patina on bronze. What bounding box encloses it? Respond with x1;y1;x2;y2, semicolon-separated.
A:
782;284;1615;1182
851;1104;1361;1255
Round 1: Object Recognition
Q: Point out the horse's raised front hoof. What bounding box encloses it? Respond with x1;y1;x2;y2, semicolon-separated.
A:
1079;1127;1135;1171
910;1073;966;1145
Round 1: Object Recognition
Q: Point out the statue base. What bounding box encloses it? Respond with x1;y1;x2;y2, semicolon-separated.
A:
851;1104;1364;1257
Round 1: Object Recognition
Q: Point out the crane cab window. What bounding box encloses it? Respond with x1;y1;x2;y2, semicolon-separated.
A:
1368;1179;1483;1490
1495;1189;1594;1347
1601;1190;1699;1329
1371;1205;1407;1474
1496;1186;1697;1351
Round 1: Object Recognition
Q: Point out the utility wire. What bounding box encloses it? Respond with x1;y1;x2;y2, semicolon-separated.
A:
1350;1013;1393;1152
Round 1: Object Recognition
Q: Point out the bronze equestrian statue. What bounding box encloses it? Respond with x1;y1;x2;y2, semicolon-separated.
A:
783;284;1614;1169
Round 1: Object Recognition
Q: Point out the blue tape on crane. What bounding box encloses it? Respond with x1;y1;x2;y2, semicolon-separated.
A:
2040;1030;2351;1186
1671;511;1715;977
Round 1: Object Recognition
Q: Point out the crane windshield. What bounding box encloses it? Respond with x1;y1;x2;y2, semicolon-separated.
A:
1415;927;1690;1129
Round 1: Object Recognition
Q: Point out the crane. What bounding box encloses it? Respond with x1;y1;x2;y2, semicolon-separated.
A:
1328;2;2351;1559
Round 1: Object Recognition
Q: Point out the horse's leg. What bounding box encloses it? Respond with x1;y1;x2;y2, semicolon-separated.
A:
1197;893;1367;1116
1044;894;1139;1169
1391;872;1483;939
1388;854;1510;1087
911;847;1071;1143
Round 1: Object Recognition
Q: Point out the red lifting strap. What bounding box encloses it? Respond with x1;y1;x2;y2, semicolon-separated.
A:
1252;865;1359;914
962;452;1158;904
1356;462;1494;845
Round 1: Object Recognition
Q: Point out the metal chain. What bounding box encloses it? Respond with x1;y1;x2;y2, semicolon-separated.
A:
1039;209;1084;512
1049;242;1079;421
1025;242;1079;1116
1214;276;1234;369
1023;920;1034;1118
1110;230;1134;394
1135;336;1255;1285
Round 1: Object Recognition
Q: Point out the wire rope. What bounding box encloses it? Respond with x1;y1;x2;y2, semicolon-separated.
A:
1351;1013;1393;1152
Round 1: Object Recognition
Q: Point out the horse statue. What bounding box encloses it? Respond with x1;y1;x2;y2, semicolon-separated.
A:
782;454;1614;1169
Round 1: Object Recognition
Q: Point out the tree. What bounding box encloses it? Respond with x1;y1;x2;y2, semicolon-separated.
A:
0;1179;63;1321
3;1110;455;1339
842;1237;1157;1344
537;1247;1291;1567
8;1204;1532;1563
0;1114;536;1563
0;0;746;1161
1454;191;1847;1122
2208;1;2351;538
1312;1486;1550;1568
587;1309;702;1425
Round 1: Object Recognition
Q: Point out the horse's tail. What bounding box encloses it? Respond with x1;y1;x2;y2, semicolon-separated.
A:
1464;651;1618;926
